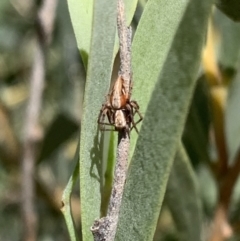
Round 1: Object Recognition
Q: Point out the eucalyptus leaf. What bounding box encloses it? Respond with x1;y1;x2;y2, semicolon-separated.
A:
78;1;117;240
130;0;194;156
215;0;240;22
37;113;79;163
67;0;93;68
101;132;116;216
226;71;240;164
67;1;139;240
166;143;202;241
62;142;80;241
62;167;79;241
67;0;138;69
116;0;212;240
183;77;211;167
214;8;240;74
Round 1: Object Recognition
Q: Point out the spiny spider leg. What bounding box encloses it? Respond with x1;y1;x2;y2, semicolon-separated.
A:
132;108;143;127
98;107;107;126
130;100;143;126
99;128;119;132
98;107;115;131
130;118;140;134
125;103;139;134
124;100;143;133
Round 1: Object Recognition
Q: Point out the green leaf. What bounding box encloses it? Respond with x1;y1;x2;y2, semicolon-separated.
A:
67;1;138;240
165;143;202;241
214;8;240;73
129;0;197;156
124;0;139;25
67;0;138;68
67;0;93;68
78;1;117;241
215;0;240;22
183;77;211;167
101;131;116;216
37;113;79;163
116;0;212;240
61;142;80;241
226;71;240;164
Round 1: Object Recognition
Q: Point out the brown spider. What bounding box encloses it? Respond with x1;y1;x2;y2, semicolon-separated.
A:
98;76;143;133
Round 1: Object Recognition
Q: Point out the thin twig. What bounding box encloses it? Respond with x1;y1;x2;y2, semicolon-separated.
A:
91;0;132;240
22;43;45;241
208;131;240;241
209;148;240;240
107;131;129;236
210;87;228;179
117;0;132;94
207;109;240;241
208;204;232;241
219;154;240;210
21;1;58;241
91;131;129;241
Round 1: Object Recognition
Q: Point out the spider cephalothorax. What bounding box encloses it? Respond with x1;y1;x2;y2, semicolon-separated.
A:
98;76;142;133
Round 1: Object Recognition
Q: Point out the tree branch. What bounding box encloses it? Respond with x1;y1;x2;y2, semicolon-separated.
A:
91;131;129;241
21;1;58;241
91;0;132;240
117;0;132;94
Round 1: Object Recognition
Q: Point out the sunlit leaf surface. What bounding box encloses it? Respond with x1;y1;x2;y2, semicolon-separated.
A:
116;0;213;240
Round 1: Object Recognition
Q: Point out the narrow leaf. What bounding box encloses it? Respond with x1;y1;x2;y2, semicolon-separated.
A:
61;146;80;241
78;1;117;241
67;0;93;68
130;0;191;156
183;78;211;167
37;113;79;163
166;143;202;241
67;0;138;68
226;71;240;164
116;0;212;240
215;0;240;22
101;131;116;216
214;8;240;72
62;139;80;241
67;1;139;240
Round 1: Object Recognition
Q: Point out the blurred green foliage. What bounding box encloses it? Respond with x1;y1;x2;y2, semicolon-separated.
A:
0;1;83;240
1;0;240;241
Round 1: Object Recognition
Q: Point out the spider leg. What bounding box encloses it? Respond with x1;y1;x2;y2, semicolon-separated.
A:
98;105;112;130
98;106;115;131
130;100;143;125
132;108;143;127
107;109;115;125
98;128;119;132
127;100;143;133
125;103;139;134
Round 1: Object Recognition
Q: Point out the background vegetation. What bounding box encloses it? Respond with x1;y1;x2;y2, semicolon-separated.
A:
1;0;240;241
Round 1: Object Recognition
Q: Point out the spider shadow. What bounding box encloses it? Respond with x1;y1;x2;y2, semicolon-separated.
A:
89;126;105;190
